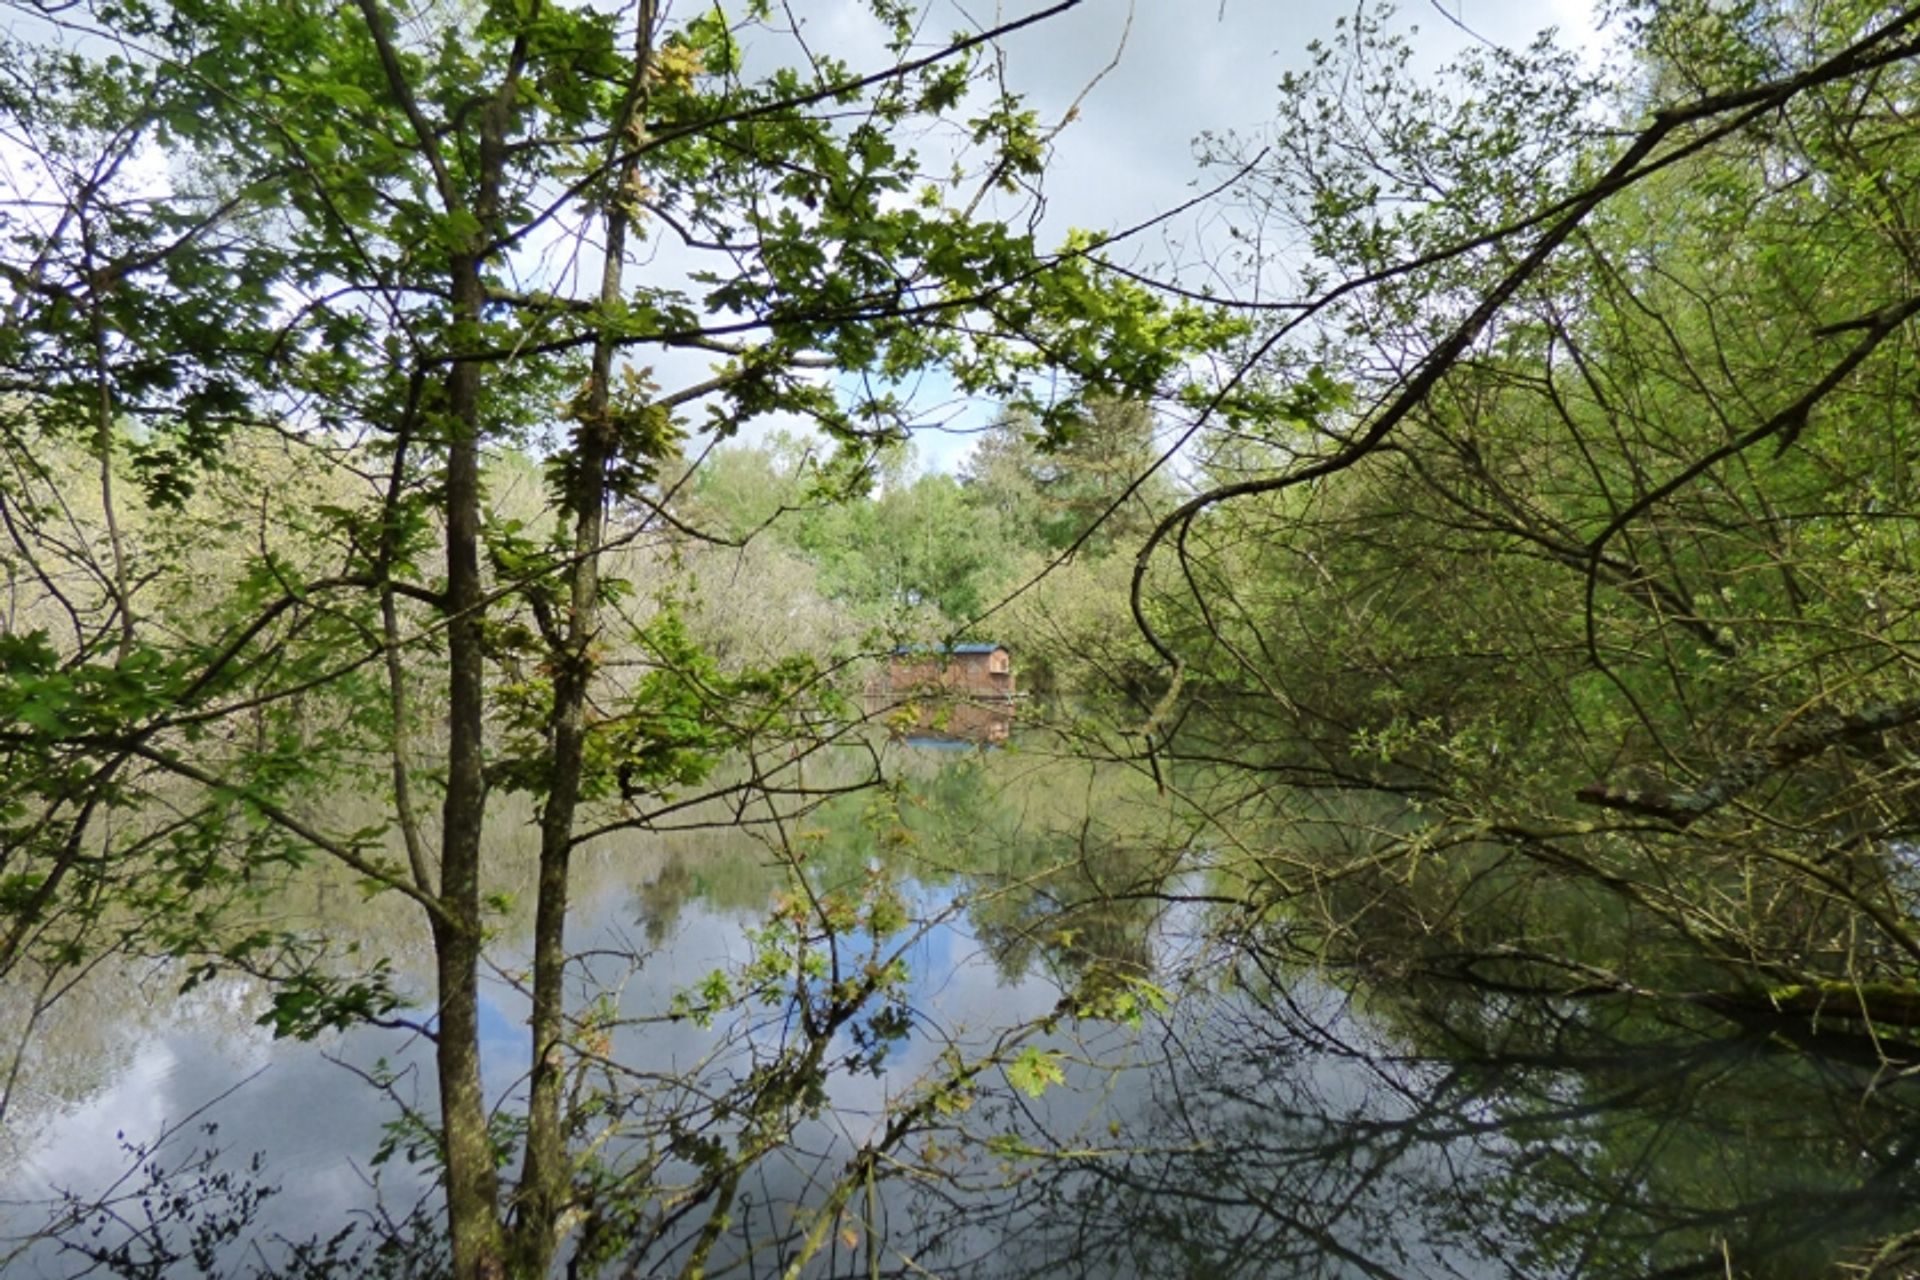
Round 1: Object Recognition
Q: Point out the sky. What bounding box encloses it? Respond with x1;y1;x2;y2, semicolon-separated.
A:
991;0;1600;238
745;0;1615;473
0;0;1613;475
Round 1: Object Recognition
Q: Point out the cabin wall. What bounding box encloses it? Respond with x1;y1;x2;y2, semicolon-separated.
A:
882;650;1015;699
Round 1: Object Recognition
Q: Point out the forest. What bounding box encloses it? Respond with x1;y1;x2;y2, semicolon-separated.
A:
5;0;1920;1276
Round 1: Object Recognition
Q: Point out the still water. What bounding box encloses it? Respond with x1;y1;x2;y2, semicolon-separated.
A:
3;725;1919;1278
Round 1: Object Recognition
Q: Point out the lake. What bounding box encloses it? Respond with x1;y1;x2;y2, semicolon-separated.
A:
4;718;1918;1278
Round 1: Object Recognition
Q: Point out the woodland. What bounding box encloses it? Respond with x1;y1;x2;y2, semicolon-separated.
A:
5;0;1920;1276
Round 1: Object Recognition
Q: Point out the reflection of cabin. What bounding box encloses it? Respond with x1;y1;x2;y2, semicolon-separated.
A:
880;643;1015;700
900;698;1012;747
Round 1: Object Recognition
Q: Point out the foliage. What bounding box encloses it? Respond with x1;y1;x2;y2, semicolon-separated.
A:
0;0;1234;1275
964;395;1174;556
26;0;1920;1271
1143;1;1920;1272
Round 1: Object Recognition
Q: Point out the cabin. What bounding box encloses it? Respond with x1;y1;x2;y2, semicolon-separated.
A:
881;642;1015;701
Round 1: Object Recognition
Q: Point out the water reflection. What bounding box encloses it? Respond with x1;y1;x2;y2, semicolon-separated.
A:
867;694;1015;748
904;971;1920;1280
6;725;1920;1277
0;732;1164;1276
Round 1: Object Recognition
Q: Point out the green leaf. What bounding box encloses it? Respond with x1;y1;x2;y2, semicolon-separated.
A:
1005;1046;1066;1098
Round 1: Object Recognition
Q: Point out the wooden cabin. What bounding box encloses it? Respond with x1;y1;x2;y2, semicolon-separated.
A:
881;642;1015;701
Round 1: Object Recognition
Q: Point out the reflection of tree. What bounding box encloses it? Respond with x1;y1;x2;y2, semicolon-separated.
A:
621;730;1189;994
1340;941;1920;1277
1087;737;1920;1279
910;974;1920;1280
1162;760;1920;1274
878;734;1190;990
965;831;1168;989
1046;8;1920;1275
0;956;277;1163
2;1108;445;1280
902;990;1506;1280
634;857;699;949
4;717;1196;1278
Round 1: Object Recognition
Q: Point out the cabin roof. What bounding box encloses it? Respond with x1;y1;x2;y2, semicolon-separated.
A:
891;642;1007;656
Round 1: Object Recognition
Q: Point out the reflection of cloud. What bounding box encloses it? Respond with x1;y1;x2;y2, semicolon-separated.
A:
477;989;532;1083
4;771;1161;1271
13;1039;181;1191
0;984;438;1274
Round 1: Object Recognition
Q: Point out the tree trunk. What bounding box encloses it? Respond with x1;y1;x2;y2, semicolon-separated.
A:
510;15;654;1271
438;247;507;1280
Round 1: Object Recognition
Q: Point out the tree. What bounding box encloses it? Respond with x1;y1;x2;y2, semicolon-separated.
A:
1130;1;1920;1271
793;465;1019;624
0;0;1235;1275
965;394;1174;556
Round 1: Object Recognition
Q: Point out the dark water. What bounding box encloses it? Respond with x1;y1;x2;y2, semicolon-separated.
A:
4;723;1918;1278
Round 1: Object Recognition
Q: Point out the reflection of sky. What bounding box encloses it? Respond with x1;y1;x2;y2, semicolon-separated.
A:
0;724;1579;1280
0;991;440;1278
0;835;1136;1276
0;845;1572;1280
476;989;530;1079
